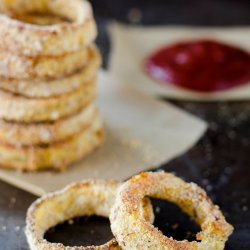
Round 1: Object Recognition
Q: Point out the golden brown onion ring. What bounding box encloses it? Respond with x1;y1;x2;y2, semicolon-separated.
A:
0;103;98;146
0;47;89;79
0;0;97;56
0;77;96;122
0;47;101;98
0;115;104;171
26;179;154;249
110;171;234;250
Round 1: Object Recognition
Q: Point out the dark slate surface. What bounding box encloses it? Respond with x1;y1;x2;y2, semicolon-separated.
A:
0;1;250;249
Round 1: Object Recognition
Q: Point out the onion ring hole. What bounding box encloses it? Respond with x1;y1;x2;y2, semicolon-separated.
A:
45;216;114;247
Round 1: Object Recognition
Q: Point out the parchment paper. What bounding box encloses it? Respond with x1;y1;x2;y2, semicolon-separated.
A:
109;23;250;101
0;71;206;196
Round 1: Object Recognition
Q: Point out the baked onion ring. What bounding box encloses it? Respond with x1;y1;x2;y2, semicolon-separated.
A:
0;103;97;146
9;13;72;26
110;171;234;250
0;0;97;56
0;47;101;98
0;115;104;171
0;77;96;122
0;47;89;79
26;179;154;249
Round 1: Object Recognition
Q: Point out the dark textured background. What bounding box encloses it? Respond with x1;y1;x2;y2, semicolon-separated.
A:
0;0;250;249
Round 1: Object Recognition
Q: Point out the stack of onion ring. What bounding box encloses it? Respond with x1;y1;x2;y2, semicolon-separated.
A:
0;0;103;171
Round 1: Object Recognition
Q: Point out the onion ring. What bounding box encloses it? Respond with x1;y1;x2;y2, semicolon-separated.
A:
0;0;97;56
0;47;89;79
0;77;96;122
0;104;97;146
26;179;154;249
8;13;73;26
0;47;101;98
0;115;104;171
110;171;234;250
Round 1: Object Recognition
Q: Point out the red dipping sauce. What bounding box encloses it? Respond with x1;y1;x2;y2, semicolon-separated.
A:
144;40;250;92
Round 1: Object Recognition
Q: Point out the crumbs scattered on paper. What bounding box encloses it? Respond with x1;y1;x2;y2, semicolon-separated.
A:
120;136;158;164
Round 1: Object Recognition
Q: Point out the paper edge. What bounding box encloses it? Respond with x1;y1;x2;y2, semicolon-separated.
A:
0;170;44;196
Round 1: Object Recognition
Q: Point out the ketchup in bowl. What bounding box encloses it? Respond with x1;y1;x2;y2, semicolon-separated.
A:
144;40;250;92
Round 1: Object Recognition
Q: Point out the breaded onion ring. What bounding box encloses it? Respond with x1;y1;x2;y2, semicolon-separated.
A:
111;171;234;250
8;13;73;26
0;104;97;146
0;47;89;79
26;179;154;249
0;0;97;56
0;47;101;98
0;77;96;122
0;115;104;171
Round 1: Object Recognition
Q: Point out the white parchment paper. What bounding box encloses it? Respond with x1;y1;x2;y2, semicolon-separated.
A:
109;23;250;101
0;71;206;196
